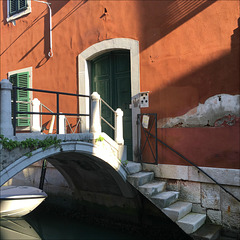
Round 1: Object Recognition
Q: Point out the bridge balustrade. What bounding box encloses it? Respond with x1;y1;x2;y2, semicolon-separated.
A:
0;79;124;145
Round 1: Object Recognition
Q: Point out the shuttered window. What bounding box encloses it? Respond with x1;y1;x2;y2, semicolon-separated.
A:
9;0;28;17
10;72;30;127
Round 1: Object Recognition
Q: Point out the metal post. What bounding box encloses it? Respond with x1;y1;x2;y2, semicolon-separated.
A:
154;113;158;165
56;93;59;134
137;114;141;163
89;96;91;133
13;86;17;136
39;159;47;190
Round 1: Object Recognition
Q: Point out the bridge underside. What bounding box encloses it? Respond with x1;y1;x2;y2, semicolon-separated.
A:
1;139;141;212
47;151;136;199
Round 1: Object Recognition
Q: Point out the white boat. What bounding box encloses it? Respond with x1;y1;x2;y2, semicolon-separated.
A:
0;218;41;239
0;186;47;218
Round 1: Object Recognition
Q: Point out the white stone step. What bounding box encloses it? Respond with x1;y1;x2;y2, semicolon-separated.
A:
219;237;238;240
127;171;154;187
125;161;142;174
176;213;206;234
151;191;179;208
162;201;192;222
139;181;166;196
192;224;221;240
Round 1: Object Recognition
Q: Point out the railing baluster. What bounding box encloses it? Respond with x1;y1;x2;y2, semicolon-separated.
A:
12;86;91;135
56;93;59;134
13;86;17;136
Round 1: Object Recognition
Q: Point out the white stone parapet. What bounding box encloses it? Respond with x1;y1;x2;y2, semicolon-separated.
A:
59;114;66;134
90;92;101;133
0;79;13;137
115;108;124;145
31;98;41;132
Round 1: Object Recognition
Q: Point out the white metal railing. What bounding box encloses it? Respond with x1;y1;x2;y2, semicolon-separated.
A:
40;102;55;133
65;116;81;134
100;97;115;131
0;80;123;143
90;92;124;145
40;102;81;134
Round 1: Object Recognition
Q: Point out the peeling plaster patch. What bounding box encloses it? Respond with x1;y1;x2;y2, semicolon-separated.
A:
158;94;240;128
214;115;237;127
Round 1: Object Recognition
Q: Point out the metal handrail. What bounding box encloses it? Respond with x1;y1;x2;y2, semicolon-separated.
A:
41;102;54;113
137;113;158;164
65;116;81;133
137;113;240;203
100;97;116;131
40;103;54;133
152;132;240;203
101;116;115;130
100;98;115;113
12;86;91;135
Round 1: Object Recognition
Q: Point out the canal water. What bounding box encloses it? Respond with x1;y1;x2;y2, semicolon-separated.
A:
0;214;148;240
0;207;152;240
0;199;191;240
0;207;191;240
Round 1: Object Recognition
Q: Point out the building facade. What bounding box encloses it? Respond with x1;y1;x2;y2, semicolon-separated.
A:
1;0;239;233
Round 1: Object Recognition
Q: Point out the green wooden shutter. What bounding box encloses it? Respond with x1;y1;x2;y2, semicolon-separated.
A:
9;0;27;16
19;0;28;12
10;72;30;127
9;0;18;16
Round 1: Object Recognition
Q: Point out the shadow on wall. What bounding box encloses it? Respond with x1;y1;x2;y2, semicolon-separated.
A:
139;20;239;168
49;0;69;16
136;0;217;51
145;22;240;121
1;0;88;68
1;9;46;56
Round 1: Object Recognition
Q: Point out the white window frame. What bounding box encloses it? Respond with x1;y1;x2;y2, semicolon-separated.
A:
8;67;33;131
7;0;31;23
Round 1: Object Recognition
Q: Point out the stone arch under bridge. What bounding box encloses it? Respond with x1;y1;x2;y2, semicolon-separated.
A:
0;136;135;199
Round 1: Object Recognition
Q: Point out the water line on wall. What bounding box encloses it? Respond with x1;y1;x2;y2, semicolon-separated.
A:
34;0;53;58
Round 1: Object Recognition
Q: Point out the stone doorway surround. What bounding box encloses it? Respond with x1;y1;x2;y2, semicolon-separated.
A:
78;38;140;161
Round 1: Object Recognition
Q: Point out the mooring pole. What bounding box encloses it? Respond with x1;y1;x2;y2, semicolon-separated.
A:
39;159;47;190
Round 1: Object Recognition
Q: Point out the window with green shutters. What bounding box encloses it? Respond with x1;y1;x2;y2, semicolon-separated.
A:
9;0;28;16
10;72;31;127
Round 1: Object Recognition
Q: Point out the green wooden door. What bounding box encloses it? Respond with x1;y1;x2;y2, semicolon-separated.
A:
92;51;132;160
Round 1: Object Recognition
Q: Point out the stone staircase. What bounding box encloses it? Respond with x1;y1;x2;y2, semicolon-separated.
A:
125;161;222;240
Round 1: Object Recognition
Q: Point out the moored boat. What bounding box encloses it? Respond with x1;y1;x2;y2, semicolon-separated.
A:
0;186;47;218
0;218;41;239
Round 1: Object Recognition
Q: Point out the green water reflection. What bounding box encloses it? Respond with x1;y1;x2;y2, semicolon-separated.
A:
29;212;145;240
0;213;148;240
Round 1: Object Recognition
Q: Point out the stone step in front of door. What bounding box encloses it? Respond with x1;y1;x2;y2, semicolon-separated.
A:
127;171;154;187
162;201;192;222
151;191;179;208
176;213;206;234
125;161;142;174
138;181;166;196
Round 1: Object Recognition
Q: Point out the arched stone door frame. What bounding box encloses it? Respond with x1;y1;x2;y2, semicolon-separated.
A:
78;38;140;161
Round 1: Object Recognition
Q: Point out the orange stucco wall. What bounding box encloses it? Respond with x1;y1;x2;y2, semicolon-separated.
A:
1;1;239;168
142;122;240;169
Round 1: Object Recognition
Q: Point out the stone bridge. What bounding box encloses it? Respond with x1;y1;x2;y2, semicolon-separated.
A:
0;133;128;191
0;79;128;190
1;79;239;239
